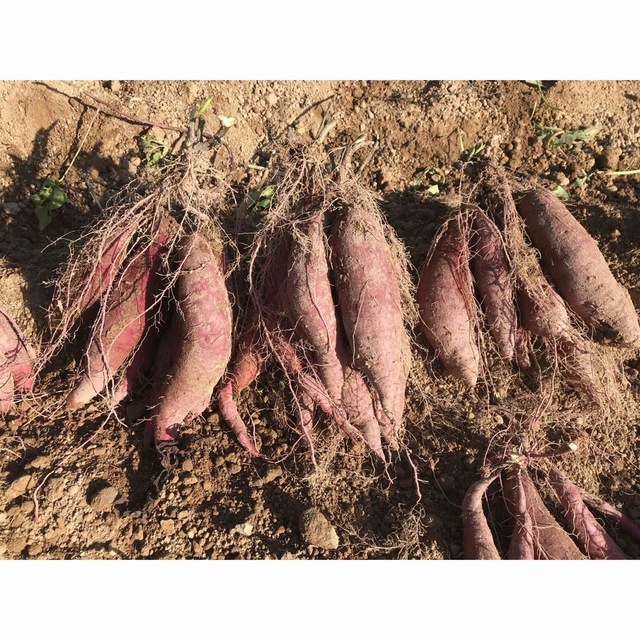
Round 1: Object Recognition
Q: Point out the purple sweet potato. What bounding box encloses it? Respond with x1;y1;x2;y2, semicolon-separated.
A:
150;232;233;444
218;324;264;457
67;232;167;410
473;208;517;361
517;189;640;347
548;466;627;559
520;472;584;560
76;223;136;319
0;352;14;414
502;468;535;560
331;205;411;430
0;305;36;392
582;494;640;543
286;218;345;404
418;216;480;386
517;267;574;345
342;365;385;460
462;475;501;560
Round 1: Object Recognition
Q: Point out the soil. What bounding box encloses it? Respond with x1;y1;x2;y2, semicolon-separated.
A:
1;80;640;560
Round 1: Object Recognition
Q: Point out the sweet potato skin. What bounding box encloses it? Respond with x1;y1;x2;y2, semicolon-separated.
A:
0;305;35;393
418;216;479;386
286;219;345;403
150;233;233;443
66;234;166;410
473;209;517;361
517;189;640;347
461;475;502;560
548;466;626;559
331;205;410;429
520;472;584;560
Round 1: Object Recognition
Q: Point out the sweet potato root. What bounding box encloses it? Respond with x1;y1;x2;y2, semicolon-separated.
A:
418;215;480;386
150;232;233;443
218;324;264;457
331;204;411;430
502;468;535;559
517;189;640;348
286;218;345;404
548;466;627;559
67;233;166;410
0;305;36;393
461;474;501;560
473;208;517;361
519;471;584;559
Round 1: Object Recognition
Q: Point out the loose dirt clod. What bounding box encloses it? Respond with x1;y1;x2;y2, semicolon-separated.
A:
299;508;339;550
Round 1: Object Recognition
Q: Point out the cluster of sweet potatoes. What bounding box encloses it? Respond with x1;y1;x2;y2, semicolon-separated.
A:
219;157;414;463
417;179;640;398
463;462;640;560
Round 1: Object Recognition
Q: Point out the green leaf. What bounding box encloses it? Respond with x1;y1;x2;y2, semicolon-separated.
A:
256;185;274;209
524;80;544;89
31;178;67;230
427;184;440;195
551;185;569;200
196;98;212;119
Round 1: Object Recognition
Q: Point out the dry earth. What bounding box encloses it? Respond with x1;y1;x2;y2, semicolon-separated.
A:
1;80;639;560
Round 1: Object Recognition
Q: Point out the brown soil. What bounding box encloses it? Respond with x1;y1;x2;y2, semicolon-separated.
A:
1;80;639;560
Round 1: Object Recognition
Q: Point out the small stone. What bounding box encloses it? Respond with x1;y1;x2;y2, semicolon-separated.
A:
28;455;51;470
228;463;242;475
108;80;122;93
89;486;119;512
182;459;194;473
28;544;43;557
6;474;34;502
160;519;176;535
554;171;570;186
203;481;213;492
266;92;278;107
177;510;190;520
182;473;198;486
207;413;220;425
3;202;21;216
234;522;253;536
20;501;34;514
192;541;203;555
92;447;107;456
7;537;28;555
493;414;504;425
298;508;339;550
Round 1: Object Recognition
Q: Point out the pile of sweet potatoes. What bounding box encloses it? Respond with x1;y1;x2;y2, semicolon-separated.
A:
417;175;640;400
463;461;639;560
218;141;414;463
45;145;233;447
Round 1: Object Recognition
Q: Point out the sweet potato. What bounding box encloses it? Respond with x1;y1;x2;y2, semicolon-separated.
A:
517;189;640;347
111;324;160;405
418;216;480;386
218;324;264;457
0;352;14;414
76;223;136;319
331;205;410;429
342;365;384;460
473;209;517;361
286;218;345;404
150;233;233;443
520;472;584;560
461;475;501;560
548;466;627;559
67;234;166;410
0;305;35;392
582;495;640;542
517;267;574;345
502;468;535;559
